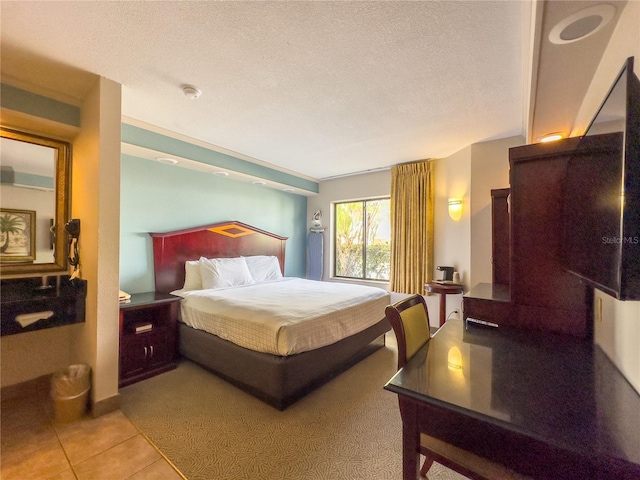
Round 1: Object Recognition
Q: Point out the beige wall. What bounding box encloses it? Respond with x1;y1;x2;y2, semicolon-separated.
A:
72;77;122;410
1;324;82;387
312;136;519;327
432;135;524;318
578;1;640;394
470;136;525;286
431;146;471;320
309;169;391;287
594;289;640;393
433;146;470;288
572;1;640;136
1;74;122;413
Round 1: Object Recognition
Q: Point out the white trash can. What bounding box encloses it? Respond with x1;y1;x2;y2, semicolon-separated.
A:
51;364;91;424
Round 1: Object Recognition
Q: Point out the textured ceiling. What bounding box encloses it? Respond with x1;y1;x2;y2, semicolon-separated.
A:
0;1;626;180
0;1;523;179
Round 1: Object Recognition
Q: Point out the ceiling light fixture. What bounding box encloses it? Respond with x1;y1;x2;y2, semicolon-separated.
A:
156;157;178;165
211;171;229;177
283;188;295;193
252;180;266;185
182;85;202;99
549;4;615;45
539;133;565;143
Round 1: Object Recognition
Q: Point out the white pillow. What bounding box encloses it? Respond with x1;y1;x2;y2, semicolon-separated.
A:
244;255;283;283
199;256;254;289
183;260;203;291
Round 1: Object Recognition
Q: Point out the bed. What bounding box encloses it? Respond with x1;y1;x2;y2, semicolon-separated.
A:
151;221;391;410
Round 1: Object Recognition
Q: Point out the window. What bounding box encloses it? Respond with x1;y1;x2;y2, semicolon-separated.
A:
334;198;390;281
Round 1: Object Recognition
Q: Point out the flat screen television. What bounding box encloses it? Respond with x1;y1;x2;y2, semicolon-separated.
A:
562;57;640;300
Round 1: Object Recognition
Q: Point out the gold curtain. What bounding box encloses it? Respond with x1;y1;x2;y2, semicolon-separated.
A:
389;160;434;294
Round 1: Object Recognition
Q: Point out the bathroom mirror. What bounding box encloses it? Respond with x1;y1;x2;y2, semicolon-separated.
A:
0;127;70;276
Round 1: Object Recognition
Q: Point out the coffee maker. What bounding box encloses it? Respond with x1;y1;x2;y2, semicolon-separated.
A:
436;266;454;282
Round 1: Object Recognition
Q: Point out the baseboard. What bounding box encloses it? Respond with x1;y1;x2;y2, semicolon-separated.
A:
91;393;120;418
2;375;120;419
1;374;51;402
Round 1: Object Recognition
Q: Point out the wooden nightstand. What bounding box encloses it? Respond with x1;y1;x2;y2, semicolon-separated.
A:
118;291;180;388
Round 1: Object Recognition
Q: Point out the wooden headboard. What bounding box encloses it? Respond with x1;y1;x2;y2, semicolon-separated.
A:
150;221;288;293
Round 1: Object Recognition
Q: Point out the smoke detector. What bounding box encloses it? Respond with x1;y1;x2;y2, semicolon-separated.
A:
182;85;201;99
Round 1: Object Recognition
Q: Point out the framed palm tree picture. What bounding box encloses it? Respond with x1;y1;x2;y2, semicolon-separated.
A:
1;209;36;263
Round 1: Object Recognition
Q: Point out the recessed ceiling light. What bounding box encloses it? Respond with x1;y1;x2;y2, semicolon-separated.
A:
211;171;229;177
182;85;202;99
283;188;295;192
156;157;178;165
539;133;565;143
252;180;266;185
549;4;615;45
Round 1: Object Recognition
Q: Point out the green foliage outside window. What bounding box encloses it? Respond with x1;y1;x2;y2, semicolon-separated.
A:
335;198;390;281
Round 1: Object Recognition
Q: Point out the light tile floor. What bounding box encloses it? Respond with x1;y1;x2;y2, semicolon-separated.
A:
1;389;185;480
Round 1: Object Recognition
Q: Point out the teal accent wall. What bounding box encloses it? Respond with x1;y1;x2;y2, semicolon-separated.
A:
0;88;311;291
0;170;54;190
122;123;318;194
0;84;80;127
120;155;308;293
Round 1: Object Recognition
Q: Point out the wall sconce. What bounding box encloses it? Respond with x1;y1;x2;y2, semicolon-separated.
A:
448;198;463;221
448;346;463;371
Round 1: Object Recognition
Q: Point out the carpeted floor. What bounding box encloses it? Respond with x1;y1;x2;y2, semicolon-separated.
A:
120;333;469;480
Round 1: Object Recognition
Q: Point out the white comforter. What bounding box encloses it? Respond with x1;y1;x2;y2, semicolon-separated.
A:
175;278;390;356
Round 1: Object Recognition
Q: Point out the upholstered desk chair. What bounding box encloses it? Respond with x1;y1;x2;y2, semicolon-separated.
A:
385;295;529;480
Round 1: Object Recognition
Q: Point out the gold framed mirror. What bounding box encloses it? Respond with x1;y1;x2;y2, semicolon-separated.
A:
0;127;70;276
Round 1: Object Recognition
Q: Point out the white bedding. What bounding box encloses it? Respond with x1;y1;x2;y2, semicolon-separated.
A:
175;278;390;356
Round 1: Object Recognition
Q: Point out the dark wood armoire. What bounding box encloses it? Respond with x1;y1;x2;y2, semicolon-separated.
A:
464;138;592;338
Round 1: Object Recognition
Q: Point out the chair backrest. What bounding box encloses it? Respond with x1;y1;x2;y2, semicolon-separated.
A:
385;294;431;369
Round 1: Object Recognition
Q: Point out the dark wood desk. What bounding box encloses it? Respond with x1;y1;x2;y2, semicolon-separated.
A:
384;319;640;480
424;282;463;326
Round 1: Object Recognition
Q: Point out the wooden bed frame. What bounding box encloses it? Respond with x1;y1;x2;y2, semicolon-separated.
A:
151;221;390;410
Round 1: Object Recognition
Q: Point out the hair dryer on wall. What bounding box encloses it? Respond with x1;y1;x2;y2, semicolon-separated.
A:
65;219;80;278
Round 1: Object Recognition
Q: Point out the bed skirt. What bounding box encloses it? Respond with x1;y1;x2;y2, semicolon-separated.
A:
178;317;391;410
